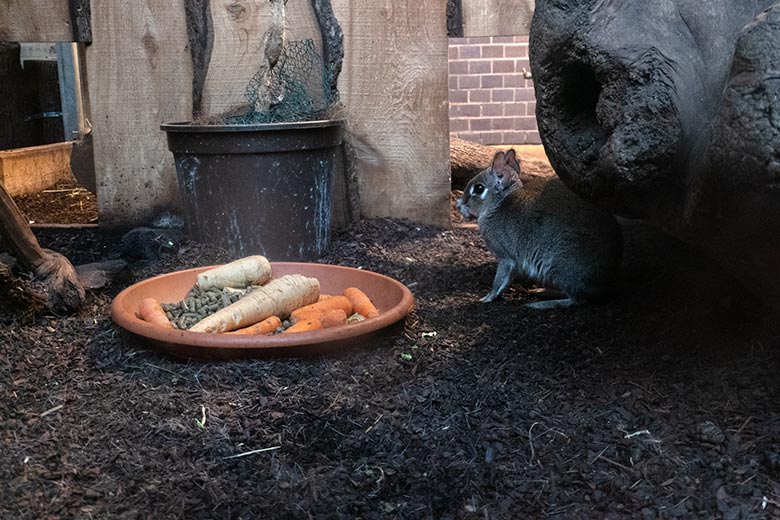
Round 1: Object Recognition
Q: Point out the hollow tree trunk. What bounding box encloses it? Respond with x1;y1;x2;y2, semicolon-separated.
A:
0;183;84;311
530;0;780;310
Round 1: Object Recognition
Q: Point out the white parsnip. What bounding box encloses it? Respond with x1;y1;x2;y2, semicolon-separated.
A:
196;255;272;291
190;274;320;333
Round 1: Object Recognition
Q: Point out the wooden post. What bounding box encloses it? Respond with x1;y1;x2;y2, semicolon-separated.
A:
0;1;73;42
333;0;451;227
83;0;453;228
85;1;193;228
460;0;534;37
199;0;277;117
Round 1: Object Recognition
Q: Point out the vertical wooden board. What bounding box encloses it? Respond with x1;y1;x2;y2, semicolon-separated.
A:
0;142;74;197
86;1;192;228
333;0;451;227
200;0;273;116
461;0;534;37
283;0;331;116
0;1;72;42
285;0;322;45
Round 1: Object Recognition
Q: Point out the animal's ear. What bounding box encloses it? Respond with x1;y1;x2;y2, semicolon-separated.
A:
491;151;506;170
490;150;520;190
503;148;521;174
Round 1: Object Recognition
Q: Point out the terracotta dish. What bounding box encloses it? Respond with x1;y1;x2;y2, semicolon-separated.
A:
111;262;415;360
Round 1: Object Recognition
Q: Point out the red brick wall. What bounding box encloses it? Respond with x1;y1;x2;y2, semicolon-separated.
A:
449;35;540;145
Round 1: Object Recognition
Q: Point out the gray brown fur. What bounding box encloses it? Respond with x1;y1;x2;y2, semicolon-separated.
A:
457;149;622;308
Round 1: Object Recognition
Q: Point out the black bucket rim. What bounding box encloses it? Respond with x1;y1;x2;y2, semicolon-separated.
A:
161;119;344;134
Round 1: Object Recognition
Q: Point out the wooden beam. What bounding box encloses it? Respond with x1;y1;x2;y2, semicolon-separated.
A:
0;0;91;42
199;0;275;117
0;142;74;197
87;0;337;228
85;2;192;228
285;0;324;54
461;0;534;37
87;0;450;228
333;0;451;227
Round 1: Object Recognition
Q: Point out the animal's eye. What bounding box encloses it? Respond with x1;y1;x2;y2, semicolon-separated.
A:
471;183;485;195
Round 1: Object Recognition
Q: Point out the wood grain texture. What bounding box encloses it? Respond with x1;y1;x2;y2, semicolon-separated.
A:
86;2;192;228
200;0;274;116
86;0;449;228
0;142;74;197
0;0;73;42
461;0;534;37
282;0;329;112
284;0;323;49
333;0;451;227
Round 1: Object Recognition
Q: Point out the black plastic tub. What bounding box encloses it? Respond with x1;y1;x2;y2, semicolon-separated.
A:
161;120;343;261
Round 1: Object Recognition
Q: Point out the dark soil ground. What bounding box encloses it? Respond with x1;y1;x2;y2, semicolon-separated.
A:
2;187;780;519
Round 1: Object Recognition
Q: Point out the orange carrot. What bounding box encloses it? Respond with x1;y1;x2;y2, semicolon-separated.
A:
226;315;282;335
283;317;323;333
293;308;347;329
343;287;379;318
290;295;353;321
138;297;174;328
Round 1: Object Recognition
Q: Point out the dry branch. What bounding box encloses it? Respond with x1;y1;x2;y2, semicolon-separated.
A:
0;182;85;311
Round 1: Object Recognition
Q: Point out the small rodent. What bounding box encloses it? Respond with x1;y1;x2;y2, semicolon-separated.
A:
457;149;622;309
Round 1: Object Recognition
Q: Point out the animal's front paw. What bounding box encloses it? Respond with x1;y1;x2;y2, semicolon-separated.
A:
480;293;497;303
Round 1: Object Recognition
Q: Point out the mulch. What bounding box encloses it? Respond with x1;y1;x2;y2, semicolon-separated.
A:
12;180;99;225
1;186;780;519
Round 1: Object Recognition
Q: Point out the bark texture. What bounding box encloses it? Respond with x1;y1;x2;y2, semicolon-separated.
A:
0;183;84;311
530;0;780;308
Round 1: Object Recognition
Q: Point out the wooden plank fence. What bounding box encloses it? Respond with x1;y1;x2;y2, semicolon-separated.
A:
334;0;451;227
1;0;533;229
0;0;91;42
461;0;535;37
